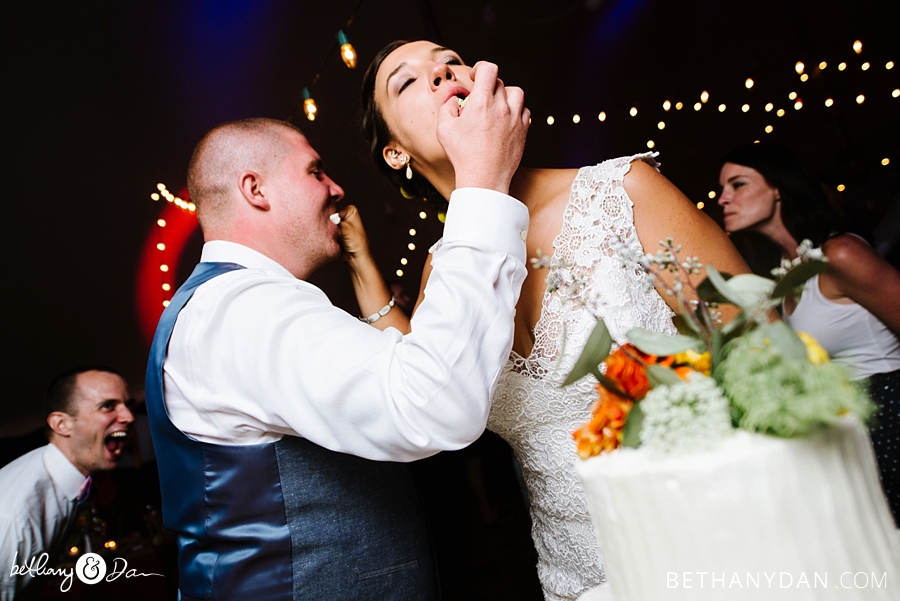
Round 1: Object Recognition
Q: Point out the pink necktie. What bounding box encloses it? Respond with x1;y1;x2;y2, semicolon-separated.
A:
76;475;92;505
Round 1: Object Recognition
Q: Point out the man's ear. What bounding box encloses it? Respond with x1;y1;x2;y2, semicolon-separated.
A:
238;170;271;211
382;145;409;173
47;412;73;438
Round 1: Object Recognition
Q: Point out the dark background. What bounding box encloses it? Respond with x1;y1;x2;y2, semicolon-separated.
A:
5;0;898;430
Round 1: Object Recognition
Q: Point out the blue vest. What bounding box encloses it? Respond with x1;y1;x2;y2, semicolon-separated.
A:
145;262;436;600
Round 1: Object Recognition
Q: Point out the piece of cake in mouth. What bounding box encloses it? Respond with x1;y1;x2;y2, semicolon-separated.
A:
575;416;900;601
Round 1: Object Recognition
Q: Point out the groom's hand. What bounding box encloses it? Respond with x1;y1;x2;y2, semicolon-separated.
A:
436;61;530;196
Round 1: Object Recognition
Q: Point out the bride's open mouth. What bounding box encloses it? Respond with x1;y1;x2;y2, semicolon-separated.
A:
105;430;128;457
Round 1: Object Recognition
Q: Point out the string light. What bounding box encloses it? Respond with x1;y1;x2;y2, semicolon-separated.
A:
795;61;805;74
396;269;404;277
696;201;705;209
657;121;666;130
838;62;847;71
160;264;169;272
887;61;894;70
151;193;160;201
789;92;797;100
856;94;865;104
777;108;785;117
663;100;671;111
794;100;803;110
765;103;774;112
718;104;726;112
302;88;317;121
819;61;827;70
700;91;709;103
336;31;357;68
162;283;171;291
883;158;891;166
825;98;834;107
837;184;846;191
745;78;754;89
646;140;655;149
408;243;416;250
853;40;862;54
742;104;750;113
598;111;607;121
572;114;581;123
693;102;702;111
861;62;870;71
893;89;900;98
765;125;774;133
547;116;555;125
157;219;166;227
400;258;408;265
409;229;416;236
418;211;427;219
675;102;683;110
629;107;638;117
708;191;716;199
800;74;809;82
162;300;170;307
156;243;165;251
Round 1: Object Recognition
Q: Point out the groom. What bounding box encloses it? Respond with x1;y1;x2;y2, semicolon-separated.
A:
146;61;531;601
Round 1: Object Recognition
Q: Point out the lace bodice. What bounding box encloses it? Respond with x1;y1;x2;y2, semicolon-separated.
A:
488;154;676;601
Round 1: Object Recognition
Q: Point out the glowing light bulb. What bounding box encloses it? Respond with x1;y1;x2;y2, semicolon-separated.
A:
693;102;702;111
395;269;404;277
837;184;846;192
646;140;655;149
883;158;891;166
188;202;196;211
400;258;408;265
657;121;666;130
718;104;726;112
789;92;797;100
151;193;160;201
765;103;774;112
765;125;774;133
825;98;834;107
302;88;317;122
838;62;847;71
156;243;165;251
893;89;900;98
795;61;805;74
409;228;416;236
853;40;862;54
856;94;865;104
794;100;803;110
862;62;870;71
696;201;705;210
336;31;357;69
408;243;416;250
708;191;716;199
572;114;581;123
157;219;166;227
419;211;427;219
742;104;750;113
675;102;683;110
887;61;894;70
700;91;709;103
162;283;171;291
69;547;79;556
160;264;169;272
663;100;671;111
800;74;809;82
598;111;606;121
156;183;165;191
745;78;754;89
777;108;785;117
629;107;638;117
162;300;170;307
819;61;827;70
546;116;555;125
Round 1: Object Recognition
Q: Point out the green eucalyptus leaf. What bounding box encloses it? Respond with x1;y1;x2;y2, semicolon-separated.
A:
622;402;645;448
647;364;684;387
711;328;725;374
675;309;703;336
758;321;808;362
771;259;829;300
627;328;704;356
562;320;613;386
721;310;749;337
729;274;775;299
705;265;746;307
697;272;733;303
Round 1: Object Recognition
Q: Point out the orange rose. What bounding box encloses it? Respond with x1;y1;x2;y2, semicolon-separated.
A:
604;344;652;400
573;388;634;458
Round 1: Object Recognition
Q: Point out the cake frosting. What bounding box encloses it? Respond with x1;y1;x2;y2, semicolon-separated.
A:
575;416;900;600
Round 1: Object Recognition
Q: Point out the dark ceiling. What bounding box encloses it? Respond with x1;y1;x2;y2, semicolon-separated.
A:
5;0;898;430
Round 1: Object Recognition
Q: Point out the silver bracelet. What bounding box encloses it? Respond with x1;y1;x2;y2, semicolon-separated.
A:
359;297;396;324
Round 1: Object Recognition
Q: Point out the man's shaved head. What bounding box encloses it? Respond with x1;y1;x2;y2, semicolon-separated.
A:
187;118;303;231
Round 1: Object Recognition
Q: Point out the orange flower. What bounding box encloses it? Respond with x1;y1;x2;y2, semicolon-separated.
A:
573;388;634;458
603;344;656;400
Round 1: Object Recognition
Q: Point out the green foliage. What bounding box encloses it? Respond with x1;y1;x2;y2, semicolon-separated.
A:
562;320;612;386
626;328;705;356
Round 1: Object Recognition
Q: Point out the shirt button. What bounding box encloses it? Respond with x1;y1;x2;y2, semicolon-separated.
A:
520;229;528;241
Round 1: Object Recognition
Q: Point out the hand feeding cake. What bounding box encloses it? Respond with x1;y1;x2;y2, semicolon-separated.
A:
575;416;900;600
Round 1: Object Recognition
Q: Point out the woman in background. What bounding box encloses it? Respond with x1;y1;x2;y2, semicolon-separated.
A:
342;39;750;601
718;142;900;524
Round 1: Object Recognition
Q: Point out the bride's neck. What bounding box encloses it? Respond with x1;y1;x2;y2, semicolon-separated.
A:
430;166;547;210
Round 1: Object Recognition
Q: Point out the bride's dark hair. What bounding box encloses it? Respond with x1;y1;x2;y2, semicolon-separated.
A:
361;40;448;211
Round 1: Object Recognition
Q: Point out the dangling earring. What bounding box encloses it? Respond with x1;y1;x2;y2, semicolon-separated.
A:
402;156;413;180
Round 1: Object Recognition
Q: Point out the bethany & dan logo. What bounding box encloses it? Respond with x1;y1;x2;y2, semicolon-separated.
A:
10;551;163;592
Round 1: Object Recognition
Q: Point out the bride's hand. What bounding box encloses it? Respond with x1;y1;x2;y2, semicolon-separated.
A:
338;205;372;266
436;61;530;196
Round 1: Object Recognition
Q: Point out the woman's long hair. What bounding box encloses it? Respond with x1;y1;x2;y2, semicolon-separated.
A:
361;40;448;211
722;143;841;247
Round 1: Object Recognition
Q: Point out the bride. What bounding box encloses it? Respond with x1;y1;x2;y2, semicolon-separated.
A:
341;40;751;601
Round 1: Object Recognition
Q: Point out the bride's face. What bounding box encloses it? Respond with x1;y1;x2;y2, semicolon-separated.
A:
374;41;472;172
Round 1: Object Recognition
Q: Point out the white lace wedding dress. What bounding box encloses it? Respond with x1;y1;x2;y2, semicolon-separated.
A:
487;154;677;601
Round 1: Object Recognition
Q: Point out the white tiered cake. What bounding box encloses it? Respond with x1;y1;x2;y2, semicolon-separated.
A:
576;417;900;600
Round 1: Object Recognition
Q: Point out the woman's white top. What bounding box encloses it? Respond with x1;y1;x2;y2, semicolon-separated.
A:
784;273;900;379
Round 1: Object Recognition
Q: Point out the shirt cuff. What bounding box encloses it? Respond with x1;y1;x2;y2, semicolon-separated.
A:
442;188;530;263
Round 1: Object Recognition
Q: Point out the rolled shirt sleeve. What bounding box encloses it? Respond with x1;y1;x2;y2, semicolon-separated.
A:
164;188;529;461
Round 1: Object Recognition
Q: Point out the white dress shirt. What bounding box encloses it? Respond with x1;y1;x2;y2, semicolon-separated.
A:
164;188;529;462
0;443;85;600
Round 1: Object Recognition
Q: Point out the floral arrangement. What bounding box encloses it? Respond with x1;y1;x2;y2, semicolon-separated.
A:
555;239;874;459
